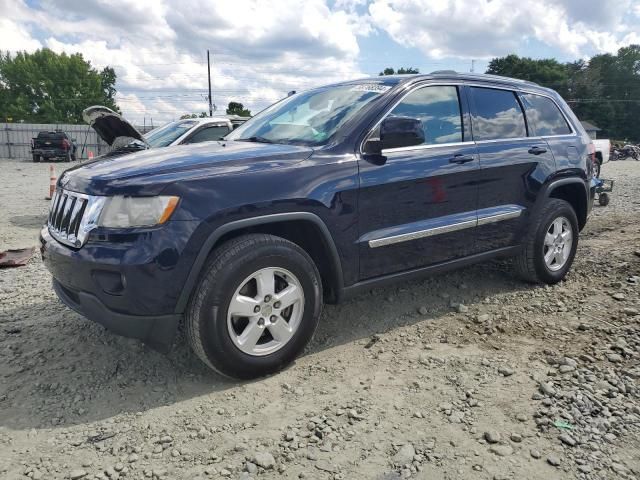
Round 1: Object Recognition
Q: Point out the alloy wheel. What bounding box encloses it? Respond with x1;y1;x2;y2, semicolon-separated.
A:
543;216;573;272
226;267;305;356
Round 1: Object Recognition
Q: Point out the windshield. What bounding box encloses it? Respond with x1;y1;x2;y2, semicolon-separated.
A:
145;120;197;147
226;82;391;146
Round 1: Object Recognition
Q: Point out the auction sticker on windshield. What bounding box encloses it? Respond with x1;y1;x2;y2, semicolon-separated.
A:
350;84;391;93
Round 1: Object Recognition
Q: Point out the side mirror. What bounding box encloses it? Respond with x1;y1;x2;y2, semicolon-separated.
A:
380;116;424;150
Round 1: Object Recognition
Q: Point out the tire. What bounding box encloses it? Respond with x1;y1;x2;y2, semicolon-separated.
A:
32;154;39;162
598;193;610;206
186;233;323;379
514;199;579;284
594;160;601;178
64;151;71;162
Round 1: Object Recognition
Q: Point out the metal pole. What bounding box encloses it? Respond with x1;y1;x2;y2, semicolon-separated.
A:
4;124;12;159
207;50;213;117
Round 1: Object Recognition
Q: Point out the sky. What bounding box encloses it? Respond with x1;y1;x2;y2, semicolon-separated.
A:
1;0;639;124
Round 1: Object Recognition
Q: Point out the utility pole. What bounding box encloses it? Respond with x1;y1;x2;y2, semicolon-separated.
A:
470;59;475;73
207;50;213;117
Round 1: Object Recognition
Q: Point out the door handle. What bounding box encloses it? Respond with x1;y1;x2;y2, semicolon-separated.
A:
528;146;548;155
449;154;475;164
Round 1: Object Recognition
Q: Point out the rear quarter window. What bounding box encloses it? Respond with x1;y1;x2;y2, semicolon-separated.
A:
470;87;527;141
521;93;572;136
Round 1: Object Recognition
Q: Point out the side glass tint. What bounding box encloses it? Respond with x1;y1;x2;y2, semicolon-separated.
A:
186;126;230;144
387;86;463;146
470;87;527;140
522;94;571;136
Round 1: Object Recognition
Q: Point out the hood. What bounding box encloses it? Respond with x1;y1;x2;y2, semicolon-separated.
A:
82;105;147;147
59;140;314;196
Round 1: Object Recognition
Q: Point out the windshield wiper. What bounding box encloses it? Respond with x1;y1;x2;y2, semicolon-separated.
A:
237;136;275;144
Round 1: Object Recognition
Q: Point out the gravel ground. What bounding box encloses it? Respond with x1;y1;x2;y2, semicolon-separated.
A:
1;158;639;480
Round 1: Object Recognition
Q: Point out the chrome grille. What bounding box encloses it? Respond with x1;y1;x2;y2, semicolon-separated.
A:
48;189;104;247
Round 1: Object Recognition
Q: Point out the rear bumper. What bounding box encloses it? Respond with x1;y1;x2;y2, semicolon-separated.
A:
33;149;67;158
53;278;180;352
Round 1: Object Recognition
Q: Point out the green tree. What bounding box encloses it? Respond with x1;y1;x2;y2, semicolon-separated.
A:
0;48;119;123
379;67;419;76
486;54;569;94
226;101;251;116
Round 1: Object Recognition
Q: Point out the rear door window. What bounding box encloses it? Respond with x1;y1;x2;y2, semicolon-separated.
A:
521;94;572;136
387;85;463;145
470;87;527;141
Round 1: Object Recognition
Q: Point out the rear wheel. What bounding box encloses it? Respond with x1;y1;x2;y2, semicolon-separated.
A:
32;154;39;162
186;234;322;379
515;199;579;284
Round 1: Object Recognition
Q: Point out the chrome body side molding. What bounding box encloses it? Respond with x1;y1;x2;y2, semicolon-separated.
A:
363;205;524;248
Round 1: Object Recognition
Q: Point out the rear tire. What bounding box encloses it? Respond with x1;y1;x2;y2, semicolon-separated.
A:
514;199;579;284
32;154;39;162
186;234;323;379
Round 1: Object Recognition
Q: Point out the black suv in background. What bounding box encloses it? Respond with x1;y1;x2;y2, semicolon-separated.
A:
41;72;595;379
32;130;77;162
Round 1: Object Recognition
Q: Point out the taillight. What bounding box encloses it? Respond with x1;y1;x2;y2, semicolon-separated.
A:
587;142;596;162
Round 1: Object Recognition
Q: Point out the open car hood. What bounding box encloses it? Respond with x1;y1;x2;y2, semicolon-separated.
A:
82;106;147;148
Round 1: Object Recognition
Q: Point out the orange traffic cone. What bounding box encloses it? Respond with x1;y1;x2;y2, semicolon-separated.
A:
46;165;56;200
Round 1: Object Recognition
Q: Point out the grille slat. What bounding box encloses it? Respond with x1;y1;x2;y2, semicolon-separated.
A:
48;189;98;248
54;194;68;230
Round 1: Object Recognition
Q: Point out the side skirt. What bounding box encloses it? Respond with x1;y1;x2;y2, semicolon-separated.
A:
340;245;522;301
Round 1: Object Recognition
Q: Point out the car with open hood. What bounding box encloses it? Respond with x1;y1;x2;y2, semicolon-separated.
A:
82;106;249;158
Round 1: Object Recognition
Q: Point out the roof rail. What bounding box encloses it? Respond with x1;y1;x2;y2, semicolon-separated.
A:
430;70;457;75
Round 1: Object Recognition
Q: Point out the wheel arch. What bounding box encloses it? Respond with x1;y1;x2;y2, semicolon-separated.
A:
175;212;344;313
540;178;589;230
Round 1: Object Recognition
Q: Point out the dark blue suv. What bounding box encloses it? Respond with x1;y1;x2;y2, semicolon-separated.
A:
40;72;595;379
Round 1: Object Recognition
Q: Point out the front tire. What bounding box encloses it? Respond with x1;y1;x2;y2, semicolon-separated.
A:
186;234;322;379
515;199;579;284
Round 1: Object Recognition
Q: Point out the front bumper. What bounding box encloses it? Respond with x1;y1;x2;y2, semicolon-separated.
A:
40;223;198;351
52;278;179;352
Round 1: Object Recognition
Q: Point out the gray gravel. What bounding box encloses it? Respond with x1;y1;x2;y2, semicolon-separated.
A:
1;158;639;479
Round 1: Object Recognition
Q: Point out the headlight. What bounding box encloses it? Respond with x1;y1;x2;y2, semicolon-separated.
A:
98;196;180;228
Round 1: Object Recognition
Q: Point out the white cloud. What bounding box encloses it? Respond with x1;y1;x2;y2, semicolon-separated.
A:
1;0;368;123
0;18;42;52
0;0;638;124
368;0;640;59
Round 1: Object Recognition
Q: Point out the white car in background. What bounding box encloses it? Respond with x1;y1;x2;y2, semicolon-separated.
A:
592;139;610;178
82;106;249;158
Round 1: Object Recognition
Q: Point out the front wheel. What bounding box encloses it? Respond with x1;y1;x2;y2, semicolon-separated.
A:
514;199;579;284
186;234;322;379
